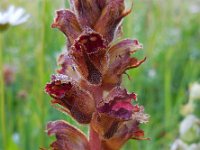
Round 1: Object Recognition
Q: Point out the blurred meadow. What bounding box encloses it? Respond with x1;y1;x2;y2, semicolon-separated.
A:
0;0;200;150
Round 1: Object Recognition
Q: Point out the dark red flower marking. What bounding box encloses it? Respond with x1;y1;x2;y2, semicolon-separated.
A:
45;76;72;99
98;87;137;120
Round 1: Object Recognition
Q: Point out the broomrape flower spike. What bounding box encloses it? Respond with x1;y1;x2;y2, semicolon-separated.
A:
0;5;30;32
45;0;149;150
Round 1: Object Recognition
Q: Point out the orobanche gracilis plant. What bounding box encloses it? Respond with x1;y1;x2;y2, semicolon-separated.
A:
45;0;149;150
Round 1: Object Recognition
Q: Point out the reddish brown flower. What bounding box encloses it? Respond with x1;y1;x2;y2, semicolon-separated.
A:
91;87;149;149
3;64;16;85
97;87;137;120
51;9;82;47
52;0;145;86
45;0;149;149
47;120;90;150
103;39;146;89
93;0;131;43
56;53;81;82
70;30;108;85
45;74;95;124
56;33;145;86
52;0;131;47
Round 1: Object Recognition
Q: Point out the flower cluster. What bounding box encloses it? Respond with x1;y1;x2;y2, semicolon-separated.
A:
45;0;149;149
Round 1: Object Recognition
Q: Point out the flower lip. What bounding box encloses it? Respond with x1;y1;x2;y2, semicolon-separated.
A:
51;10;66;28
102;39;145;90
47;120;90;150
98;87;138;120
45;74;73;99
73;30;107;54
51;9;82;47
45;79;72;99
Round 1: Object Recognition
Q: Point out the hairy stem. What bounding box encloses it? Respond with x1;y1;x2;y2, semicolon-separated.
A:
89;125;101;150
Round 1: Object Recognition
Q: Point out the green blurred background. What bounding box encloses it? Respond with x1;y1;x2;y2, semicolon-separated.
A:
0;0;200;150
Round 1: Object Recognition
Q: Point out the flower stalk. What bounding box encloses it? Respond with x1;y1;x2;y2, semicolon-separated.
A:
45;0;149;149
89;125;101;150
0;32;6;150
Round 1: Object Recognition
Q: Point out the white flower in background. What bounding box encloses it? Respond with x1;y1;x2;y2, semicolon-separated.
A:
12;132;20;144
181;102;194;116
189;82;200;101
189;5;200;14
188;0;200;14
172;81;200;150
167;28;181;45
189;143;200;150
181;82;200;116
171;140;200;150
171;139;188;150
0;5;30;31
179;115;200;143
148;68;156;79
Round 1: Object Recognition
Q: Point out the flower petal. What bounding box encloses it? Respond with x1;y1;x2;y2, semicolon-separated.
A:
108;39;143;65
103;39;145;89
91;112;120;140
70;0;102;27
52;9;82;47
47;120;90;150
57;53;80;82
11;14;30;26
132;106;149;124
70;30;108;85
9;7;29;25
94;0;131;42
45;74;72;99
98;87;137;120
96;0;107;9
45;74;95;124
0;6;15;24
117;119;149;140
